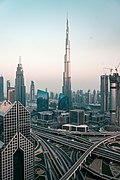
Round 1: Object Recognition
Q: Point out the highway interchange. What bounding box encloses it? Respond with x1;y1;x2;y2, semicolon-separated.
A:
32;125;120;180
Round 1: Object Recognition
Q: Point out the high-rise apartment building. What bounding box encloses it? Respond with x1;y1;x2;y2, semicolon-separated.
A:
0;101;34;180
62;18;72;111
0;76;4;102
37;89;49;112
15;59;26;106
100;75;109;113
30;81;35;102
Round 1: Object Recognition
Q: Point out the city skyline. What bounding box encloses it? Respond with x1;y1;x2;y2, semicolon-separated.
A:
0;0;120;93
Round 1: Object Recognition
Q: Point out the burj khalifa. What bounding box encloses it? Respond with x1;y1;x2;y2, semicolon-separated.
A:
62;18;72;110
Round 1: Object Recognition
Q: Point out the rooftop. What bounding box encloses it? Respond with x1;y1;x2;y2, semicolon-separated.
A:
0;100;13;116
70;109;84;112
38;111;53;115
61;112;69;116
63;124;88;128
77;125;88;128
62;124;76;127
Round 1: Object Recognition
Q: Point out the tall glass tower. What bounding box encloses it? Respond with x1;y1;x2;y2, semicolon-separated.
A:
37;89;49;112
62;18;72;111
15;58;26;106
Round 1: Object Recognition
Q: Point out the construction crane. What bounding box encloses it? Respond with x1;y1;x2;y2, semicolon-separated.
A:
103;67;113;75
115;62;120;73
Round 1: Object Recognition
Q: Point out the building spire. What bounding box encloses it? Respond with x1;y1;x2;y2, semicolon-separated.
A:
66;15;69;46
67;13;69;29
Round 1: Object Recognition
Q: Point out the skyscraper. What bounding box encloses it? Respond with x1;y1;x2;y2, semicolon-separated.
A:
109;72;120;124
15;58;26;106
37;89;49;112
0;101;34;180
100;75;109;113
30;81;35;102
8;87;15;104
0;75;4;102
93;89;97;104
62;18;72;111
86;89;91;105
58;93;69;111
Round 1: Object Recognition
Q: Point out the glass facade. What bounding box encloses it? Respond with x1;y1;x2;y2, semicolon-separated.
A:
70;109;85;125
0;101;34;180
13;149;24;180
58;93;69;111
37;90;49;112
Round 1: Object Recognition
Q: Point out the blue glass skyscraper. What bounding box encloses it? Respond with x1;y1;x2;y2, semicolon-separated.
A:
58;93;69;111
37;90;49;112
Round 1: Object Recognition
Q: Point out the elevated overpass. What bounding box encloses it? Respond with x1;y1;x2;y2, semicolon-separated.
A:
60;133;120;180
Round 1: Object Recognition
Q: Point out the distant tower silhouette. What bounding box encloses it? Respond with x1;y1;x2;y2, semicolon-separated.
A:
62;17;72;111
87;89;91;105
15;57;26;106
6;80;10;100
93;89;97;104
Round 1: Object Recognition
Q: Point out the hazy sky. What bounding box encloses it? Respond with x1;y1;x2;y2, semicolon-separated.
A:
0;0;120;94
